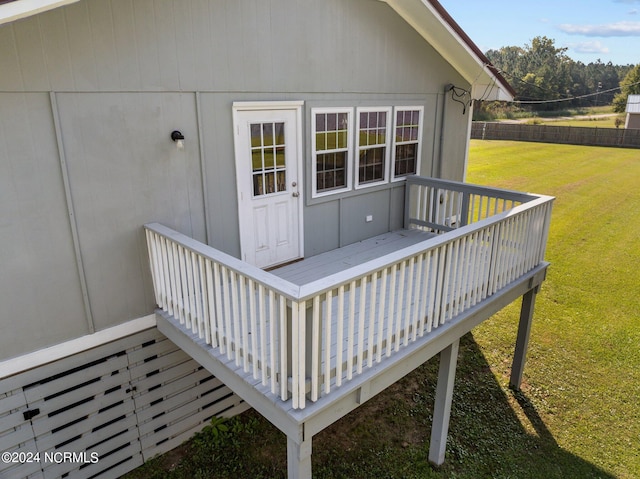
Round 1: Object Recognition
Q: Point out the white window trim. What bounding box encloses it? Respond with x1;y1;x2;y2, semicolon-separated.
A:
391;106;424;182
311;107;354;198
355;106;392;190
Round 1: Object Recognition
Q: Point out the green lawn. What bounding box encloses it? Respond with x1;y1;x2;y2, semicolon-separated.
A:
125;141;640;479
467;141;640;478
537;116;624;128
526;115;625;128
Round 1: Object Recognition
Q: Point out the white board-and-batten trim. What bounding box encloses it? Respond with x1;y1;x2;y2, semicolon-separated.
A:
232;100;305;111
0;314;156;380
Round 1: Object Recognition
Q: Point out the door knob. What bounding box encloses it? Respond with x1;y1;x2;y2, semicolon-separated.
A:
292;192;300;197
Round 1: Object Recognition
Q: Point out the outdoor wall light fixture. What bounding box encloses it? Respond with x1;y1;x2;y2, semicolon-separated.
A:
171;130;185;150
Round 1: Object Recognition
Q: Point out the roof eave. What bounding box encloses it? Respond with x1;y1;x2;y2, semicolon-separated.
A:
384;0;515;102
0;0;80;26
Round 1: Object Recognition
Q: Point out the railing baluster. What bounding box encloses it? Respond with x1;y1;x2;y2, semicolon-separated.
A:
296;300;306;410
145;230;161;307
356;277;367;374
376;268;387;363
159;236;170;311
269;289;277;393
367;273;378;368
311;295;320;401
417;251;430;337
279;295;287;401
204;259;216;347
238;275;248;371
336;284;345;387
259;284;267;386
405;257;416;344
220;265;233;360
193;253;204;338
291;300;299;410
410;254;422;341
170;241;180;317
212;262;224;353
189;252;199;334
346;280;356;380
386;264;397;356
324;288;333;394
396;260;407;348
433;245;446;327
249;278;258;379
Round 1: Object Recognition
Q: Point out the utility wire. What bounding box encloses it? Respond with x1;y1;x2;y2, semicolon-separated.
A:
492;64;640;105
514;84;629;105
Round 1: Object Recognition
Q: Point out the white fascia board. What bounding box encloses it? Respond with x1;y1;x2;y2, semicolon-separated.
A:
0;314;156;379
0;0;81;26
384;0;513;102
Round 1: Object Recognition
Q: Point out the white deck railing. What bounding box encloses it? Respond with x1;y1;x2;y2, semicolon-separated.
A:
145;177;553;410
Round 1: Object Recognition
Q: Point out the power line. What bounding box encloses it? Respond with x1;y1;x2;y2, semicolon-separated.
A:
493;65;640;105
513;84;631;105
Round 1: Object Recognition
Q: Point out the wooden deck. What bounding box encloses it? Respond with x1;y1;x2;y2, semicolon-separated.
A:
145;177;554;478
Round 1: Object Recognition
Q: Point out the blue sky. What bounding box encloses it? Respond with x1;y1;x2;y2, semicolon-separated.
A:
439;0;640;66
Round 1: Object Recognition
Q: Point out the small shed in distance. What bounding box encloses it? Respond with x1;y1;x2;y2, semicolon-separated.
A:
625;94;640;129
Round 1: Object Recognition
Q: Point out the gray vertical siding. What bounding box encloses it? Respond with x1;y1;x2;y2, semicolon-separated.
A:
0;0;466;94
0;0;472;359
55;92;206;331
0;93;88;359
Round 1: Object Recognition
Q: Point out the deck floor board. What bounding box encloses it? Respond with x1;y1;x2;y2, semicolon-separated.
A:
271;229;435;285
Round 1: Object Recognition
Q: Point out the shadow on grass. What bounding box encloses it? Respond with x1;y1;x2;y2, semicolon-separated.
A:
124;333;616;479
297;333;615;479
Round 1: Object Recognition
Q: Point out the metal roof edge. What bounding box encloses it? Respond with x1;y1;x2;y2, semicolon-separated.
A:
384;0;515;101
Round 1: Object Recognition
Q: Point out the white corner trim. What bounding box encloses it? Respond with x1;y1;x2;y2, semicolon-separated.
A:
0;314;157;379
0;0;81;26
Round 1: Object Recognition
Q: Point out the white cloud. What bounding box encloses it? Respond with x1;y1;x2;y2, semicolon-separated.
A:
567;41;611;54
629;9;638;14
559;21;640;36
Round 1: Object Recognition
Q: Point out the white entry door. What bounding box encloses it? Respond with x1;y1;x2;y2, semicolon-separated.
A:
233;103;303;268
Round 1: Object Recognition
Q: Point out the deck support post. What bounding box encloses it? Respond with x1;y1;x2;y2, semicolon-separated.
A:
287;425;312;479
428;338;460;466
510;287;538;390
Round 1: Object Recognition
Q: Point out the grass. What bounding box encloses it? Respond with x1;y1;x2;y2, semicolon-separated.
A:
467;141;640;478
124;141;640;478
526;116;625;128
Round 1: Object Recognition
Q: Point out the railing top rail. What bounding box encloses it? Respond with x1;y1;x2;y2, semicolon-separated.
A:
406;175;541;204
297;194;554;300
144;222;301;300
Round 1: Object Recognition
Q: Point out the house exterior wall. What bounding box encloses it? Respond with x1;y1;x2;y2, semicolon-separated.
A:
0;0;472;361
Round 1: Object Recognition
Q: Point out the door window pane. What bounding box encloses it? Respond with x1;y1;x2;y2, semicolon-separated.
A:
250;122;287;197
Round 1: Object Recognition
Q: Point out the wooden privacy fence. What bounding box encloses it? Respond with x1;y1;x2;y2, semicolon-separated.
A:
144;178;553;411
471;121;640;148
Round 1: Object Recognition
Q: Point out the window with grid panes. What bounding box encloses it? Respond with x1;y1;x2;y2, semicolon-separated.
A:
393;107;423;179
312;108;352;196
356;108;391;187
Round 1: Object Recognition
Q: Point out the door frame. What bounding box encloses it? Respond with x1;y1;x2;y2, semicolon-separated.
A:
232;101;305;267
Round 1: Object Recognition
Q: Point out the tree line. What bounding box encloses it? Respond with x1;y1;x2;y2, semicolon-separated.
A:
476;36;640;118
